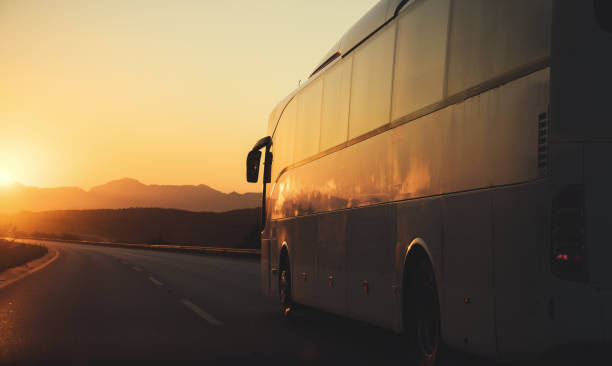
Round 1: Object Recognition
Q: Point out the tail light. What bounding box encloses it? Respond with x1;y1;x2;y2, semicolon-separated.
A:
551;185;587;282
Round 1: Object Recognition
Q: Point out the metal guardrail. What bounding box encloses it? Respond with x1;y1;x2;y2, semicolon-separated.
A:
9;237;260;258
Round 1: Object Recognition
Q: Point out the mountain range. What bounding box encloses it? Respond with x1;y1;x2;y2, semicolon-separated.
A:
0;178;261;214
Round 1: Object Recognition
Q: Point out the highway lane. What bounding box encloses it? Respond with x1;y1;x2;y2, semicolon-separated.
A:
0;240;488;365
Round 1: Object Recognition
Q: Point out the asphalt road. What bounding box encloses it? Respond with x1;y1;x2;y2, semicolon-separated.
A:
0;240;491;366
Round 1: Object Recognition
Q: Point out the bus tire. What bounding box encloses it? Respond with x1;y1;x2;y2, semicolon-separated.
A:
279;251;293;318
404;252;442;366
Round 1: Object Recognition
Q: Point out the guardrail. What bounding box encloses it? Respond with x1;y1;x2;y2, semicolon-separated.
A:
9;237;260;258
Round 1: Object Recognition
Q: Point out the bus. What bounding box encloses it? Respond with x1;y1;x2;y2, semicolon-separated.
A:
246;0;612;363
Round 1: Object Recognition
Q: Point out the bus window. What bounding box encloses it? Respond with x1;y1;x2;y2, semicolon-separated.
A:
294;79;323;162
392;0;450;120
272;99;297;181
446;0;551;96
320;58;352;152
348;23;395;140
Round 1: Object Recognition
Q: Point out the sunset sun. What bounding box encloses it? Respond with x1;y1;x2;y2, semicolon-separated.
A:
0;170;13;186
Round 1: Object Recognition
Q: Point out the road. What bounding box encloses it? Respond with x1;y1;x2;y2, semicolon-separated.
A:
0;240;489;366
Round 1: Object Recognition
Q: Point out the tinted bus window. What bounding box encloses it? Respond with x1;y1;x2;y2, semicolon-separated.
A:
294;79;323;162
446;0;551;95
392;0;450;120
272;99;297;181
320;59;352;151
348;23;395;139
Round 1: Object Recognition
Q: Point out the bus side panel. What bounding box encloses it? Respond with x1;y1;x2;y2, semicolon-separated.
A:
291;215;318;306
261;238;272;296
316;211;347;315
442;191;496;356
583;144;612;290
551;278;602;344
492;182;551;357
346;204;397;329
582;143;612;343
605;291;612;343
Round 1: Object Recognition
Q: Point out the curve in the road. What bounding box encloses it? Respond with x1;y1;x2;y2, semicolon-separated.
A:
0;246;60;290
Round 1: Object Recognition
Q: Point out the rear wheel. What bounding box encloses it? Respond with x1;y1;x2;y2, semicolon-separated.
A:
405;255;441;366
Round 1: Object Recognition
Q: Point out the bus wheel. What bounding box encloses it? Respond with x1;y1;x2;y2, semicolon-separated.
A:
405;256;441;366
279;260;292;317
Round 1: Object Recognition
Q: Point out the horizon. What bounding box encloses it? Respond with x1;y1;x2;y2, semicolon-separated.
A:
0;176;259;194
0;0;378;193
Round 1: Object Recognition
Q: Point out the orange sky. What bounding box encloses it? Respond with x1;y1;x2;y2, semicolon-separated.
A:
0;0;378;193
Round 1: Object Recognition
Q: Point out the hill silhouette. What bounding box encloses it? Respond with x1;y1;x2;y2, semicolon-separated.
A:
0;178;261;214
0;207;260;249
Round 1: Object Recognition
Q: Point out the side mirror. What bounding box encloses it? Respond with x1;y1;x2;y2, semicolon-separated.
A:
246;150;262;183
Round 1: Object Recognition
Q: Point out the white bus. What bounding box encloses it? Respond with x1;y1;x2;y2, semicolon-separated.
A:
246;0;612;363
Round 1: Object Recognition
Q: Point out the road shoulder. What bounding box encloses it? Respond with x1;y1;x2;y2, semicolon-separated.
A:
0;246;60;290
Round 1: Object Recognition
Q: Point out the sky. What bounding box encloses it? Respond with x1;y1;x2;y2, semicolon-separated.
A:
0;0;378;193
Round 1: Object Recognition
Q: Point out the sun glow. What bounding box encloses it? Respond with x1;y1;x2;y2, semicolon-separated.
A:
0;170;13;186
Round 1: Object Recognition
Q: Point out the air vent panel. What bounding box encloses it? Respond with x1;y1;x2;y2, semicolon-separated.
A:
538;111;549;177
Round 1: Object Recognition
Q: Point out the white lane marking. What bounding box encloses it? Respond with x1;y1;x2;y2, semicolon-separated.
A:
180;299;223;326
0;248;60;290
133;266;142;272
148;277;163;286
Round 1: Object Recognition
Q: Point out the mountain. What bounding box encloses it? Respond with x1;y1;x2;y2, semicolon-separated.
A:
0;178;261;214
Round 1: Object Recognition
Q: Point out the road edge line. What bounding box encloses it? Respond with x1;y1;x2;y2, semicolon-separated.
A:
0;247;60;290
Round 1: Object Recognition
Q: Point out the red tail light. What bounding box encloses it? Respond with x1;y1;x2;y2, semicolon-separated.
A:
551;185;587;282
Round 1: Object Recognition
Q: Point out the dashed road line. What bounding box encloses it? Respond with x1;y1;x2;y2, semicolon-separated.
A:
180;299;223;326
148;277;163;286
133;266;142;272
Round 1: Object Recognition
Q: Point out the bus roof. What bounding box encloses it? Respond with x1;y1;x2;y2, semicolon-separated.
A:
268;0;407;136
309;0;407;79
